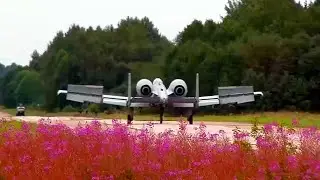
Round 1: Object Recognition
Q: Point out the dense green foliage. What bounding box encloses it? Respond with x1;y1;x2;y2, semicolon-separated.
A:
0;65;44;107
1;0;320;112
165;0;320;111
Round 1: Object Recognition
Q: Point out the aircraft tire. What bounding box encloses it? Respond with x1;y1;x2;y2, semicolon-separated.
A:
127;114;133;124
16;112;22;116
159;106;164;124
187;108;194;124
127;107;134;124
188;113;193;124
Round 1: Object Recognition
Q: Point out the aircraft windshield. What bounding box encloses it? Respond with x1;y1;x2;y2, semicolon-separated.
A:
153;78;163;86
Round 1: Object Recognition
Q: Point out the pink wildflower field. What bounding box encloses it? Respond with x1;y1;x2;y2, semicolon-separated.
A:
0;118;319;179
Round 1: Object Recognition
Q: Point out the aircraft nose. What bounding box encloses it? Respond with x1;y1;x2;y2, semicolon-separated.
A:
160;97;167;103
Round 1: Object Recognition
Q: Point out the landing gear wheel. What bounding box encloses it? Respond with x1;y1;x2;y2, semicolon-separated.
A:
127;114;133;124
127;107;134;125
160;106;164;124
16;111;25;116
187;108;195;125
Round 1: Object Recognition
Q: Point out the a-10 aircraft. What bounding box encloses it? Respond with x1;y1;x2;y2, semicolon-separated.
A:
57;73;263;124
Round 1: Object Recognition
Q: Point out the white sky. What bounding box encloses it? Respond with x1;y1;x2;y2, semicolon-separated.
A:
0;0;312;66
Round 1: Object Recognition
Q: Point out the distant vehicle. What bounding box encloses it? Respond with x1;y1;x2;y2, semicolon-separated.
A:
57;73;264;124
16;103;25;116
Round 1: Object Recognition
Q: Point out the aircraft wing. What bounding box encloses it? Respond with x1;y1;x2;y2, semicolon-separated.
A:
57;84;160;108
168;86;263;108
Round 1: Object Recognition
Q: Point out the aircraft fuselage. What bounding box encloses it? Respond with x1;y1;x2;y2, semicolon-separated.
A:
151;78;168;105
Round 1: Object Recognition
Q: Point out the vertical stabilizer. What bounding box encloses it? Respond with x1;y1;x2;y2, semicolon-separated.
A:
127;73;131;107
195;73;199;107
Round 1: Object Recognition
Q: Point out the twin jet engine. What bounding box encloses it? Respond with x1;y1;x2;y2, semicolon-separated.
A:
136;78;188;97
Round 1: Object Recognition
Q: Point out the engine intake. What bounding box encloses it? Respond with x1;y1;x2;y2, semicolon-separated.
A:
136;79;152;96
168;79;188;97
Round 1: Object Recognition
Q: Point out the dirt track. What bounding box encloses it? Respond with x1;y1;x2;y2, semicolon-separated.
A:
1;110;303;147
0;108;257;138
0;110;11;119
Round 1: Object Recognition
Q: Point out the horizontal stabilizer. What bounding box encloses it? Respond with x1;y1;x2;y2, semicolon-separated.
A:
168;97;197;103
169;97;198;108
218;86;255;104
66;84;104;103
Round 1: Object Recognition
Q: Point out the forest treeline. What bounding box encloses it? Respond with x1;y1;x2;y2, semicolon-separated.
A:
1;0;320;112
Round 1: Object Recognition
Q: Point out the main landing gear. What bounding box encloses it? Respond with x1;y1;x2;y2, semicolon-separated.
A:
126;106;165;125
127;107;134;124
126;106;196;125
187;108;195;125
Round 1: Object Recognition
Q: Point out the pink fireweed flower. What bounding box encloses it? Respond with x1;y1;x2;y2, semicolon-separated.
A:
199;121;206;129
219;129;226;134
263;123;275;133
178;119;188;131
234;131;250;141
3;166;13;173
0;117;7;123
291;118;299;126
19;155;31;164
146;121;154;129
287;155;298;169
21;121;31;132
269;161;281;173
1;118;320;179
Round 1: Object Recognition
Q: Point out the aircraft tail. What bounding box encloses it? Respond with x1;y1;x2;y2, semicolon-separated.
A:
195;73;199;108
127;72;131;107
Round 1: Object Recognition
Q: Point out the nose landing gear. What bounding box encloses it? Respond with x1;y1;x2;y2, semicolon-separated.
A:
160;105;164;124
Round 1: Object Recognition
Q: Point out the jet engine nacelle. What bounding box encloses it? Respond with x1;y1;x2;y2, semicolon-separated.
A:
168;79;188;97
136;79;153;96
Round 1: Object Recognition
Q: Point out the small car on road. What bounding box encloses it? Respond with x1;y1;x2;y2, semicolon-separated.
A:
16;103;25;116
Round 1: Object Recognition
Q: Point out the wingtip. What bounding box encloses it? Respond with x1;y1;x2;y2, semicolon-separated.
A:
254;92;264;96
57;90;67;95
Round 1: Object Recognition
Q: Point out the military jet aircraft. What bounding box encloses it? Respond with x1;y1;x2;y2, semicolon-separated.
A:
57;73;263;124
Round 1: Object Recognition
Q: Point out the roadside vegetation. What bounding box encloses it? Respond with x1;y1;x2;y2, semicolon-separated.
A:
0;118;319;179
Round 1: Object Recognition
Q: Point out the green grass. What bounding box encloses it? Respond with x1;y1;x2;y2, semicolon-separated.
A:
1;106;320;127
0;120;37;133
99;111;320;127
0;106;82;117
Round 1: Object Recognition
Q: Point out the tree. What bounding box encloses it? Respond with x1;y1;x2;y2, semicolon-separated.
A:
29;50;41;71
2;4;320;112
14;70;44;105
34;17;172;110
0;63;5;77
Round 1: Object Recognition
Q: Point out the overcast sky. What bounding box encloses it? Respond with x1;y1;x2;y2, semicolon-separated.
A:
0;0;311;66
